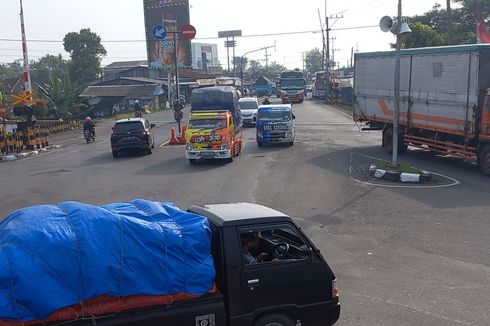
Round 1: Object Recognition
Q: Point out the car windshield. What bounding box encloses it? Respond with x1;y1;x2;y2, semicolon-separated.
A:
257;109;291;122
188;118;227;129
239;101;258;110
113;121;144;133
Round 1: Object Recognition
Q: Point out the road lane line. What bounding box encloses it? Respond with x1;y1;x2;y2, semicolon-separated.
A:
159;139;170;148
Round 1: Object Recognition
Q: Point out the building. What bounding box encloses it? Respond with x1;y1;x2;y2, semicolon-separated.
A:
191;43;220;71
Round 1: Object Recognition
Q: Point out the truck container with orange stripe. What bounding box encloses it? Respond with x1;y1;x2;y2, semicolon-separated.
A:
353;44;490;175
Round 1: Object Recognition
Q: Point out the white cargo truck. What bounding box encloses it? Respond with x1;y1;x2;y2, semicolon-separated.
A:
354;44;490;175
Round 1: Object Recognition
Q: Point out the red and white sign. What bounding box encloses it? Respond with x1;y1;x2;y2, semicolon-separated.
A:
181;24;197;40
0;105;8;117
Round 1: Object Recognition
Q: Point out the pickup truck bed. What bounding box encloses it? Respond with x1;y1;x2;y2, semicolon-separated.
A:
51;294;225;326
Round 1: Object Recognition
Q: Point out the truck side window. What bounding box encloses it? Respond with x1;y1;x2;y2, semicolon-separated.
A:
239;225;311;266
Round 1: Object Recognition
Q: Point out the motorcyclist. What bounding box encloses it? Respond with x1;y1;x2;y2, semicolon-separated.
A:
134;100;143;117
83;117;95;135
262;97;271;105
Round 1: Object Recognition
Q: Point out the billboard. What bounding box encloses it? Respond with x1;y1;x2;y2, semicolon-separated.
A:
144;0;191;70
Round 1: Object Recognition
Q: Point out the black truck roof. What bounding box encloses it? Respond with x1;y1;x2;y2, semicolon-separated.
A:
188;203;290;227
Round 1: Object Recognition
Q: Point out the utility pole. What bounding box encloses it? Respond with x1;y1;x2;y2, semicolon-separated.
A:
393;0;402;167
350;46;354;67
227;37;230;73
447;0;453;45
265;48;271;68
232;36;236;77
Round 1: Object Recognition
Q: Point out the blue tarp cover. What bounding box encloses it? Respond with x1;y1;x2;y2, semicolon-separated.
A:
0;199;215;321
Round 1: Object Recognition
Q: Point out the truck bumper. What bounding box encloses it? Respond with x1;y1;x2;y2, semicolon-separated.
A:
186;149;232;160
257;133;294;144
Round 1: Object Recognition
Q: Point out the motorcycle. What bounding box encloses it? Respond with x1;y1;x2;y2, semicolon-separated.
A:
84;129;96;143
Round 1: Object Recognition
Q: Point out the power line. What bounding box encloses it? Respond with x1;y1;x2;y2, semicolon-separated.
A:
0;24;379;44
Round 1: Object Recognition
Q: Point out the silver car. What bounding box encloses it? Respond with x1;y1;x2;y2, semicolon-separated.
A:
238;97;259;126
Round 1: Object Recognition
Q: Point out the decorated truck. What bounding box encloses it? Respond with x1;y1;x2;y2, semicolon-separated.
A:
186;86;242;164
0;200;341;326
354;44;490;175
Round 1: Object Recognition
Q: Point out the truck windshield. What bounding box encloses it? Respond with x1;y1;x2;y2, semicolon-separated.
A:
188;118;227;129
257;110;291;122
280;80;304;89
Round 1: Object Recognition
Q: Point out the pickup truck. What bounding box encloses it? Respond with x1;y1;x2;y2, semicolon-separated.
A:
54;203;340;326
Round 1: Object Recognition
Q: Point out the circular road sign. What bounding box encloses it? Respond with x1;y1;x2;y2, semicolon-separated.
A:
152;25;167;40
182;24;197;40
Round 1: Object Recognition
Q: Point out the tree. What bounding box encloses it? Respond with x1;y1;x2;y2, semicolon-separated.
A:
30;54;70;85
37;75;87;119
304;48;323;76
232;56;248;73
401;1;490;48
63;28;106;85
401;21;447;48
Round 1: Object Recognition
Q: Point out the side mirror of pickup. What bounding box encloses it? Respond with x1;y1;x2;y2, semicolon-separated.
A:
150;123;156;129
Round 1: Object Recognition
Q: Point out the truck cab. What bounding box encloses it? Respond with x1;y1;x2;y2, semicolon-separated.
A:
256;105;295;147
188;203;340;326
186;111;242;164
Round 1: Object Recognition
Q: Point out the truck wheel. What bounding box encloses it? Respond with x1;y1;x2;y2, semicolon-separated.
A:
112;151;118;158
254;314;295;326
257;141;264;147
189;159;197;165
383;127;407;154
478;144;490;176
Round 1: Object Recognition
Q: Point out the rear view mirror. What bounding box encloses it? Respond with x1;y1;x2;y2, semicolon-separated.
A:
292;114;296;120
150;123;156;129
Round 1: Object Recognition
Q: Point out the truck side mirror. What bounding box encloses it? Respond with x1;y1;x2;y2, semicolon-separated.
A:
292;114;296;120
150;123;156;129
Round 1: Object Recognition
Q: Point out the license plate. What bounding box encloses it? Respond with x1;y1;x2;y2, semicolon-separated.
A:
201;152;214;157
123;136;136;142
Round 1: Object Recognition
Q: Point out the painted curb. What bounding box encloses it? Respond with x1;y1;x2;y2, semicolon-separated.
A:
369;165;432;184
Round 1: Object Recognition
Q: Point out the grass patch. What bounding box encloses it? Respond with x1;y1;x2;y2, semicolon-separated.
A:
376;162;423;174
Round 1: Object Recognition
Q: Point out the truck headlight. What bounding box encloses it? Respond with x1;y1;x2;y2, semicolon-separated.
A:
221;143;230;150
186;144;193;150
257;132;263;138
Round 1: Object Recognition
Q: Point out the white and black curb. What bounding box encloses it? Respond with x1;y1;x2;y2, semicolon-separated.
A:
369;164;432;183
0;145;61;162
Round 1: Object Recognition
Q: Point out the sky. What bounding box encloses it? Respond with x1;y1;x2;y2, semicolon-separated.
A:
0;0;448;70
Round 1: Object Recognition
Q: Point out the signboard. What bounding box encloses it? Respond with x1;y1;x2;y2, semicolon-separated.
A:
182;24;196;40
0;105;8;117
218;30;242;38
144;0;191;70
152;25;167;40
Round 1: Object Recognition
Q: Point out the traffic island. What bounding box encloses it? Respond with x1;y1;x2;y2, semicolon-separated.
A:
368;162;432;184
348;153;460;188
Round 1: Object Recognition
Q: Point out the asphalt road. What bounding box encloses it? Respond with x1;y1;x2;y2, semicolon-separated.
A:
1;99;489;326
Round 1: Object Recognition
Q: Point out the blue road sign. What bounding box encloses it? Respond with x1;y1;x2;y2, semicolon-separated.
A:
152;25;167;40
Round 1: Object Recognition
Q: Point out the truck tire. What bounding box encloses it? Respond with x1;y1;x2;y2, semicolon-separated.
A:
254;314;295;326
112;151;118;158
478;144;490;176
383;127;408;154
189;159;197;165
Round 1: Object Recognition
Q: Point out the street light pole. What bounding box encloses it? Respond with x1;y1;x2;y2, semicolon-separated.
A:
393;0;402;166
240;45;276;95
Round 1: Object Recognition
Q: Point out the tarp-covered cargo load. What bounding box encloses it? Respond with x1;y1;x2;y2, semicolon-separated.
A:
0;199;215;322
191;86;242;124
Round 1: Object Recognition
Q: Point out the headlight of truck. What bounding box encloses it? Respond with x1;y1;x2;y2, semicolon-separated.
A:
186;144;193;150
221;143;230;150
257;132;263;138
